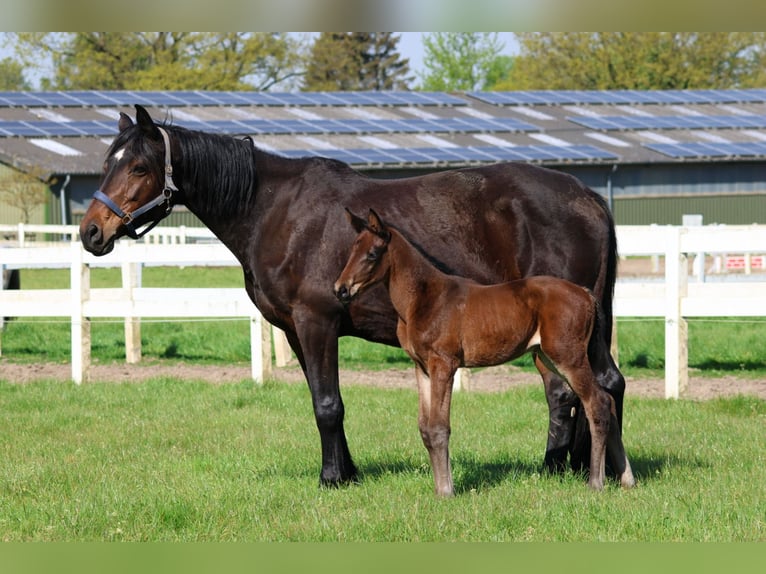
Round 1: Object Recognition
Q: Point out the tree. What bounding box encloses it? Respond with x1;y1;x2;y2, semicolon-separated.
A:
10;32;308;91
501;32;766;90
0;57;31;90
419;33;508;91
302;33;412;91
0;166;53;224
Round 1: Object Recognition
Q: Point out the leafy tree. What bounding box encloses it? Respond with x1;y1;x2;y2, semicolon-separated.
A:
302;33;412;91
0;57;31;90
0;166;54;224
419;33;508;91
501;32;766;90
10;32;307;91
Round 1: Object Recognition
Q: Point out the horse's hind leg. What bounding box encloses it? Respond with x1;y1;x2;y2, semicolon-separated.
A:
605;401;636;488
552;359;611;490
534;353;581;473
416;361;456;497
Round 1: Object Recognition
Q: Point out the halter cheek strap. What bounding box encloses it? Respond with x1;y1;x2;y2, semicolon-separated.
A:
92;126;178;240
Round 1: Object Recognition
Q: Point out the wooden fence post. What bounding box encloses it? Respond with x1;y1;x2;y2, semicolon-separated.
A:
70;242;91;384
250;313;264;384
121;248;142;364
260;316;272;381
664;227;688;399
273;327;292;367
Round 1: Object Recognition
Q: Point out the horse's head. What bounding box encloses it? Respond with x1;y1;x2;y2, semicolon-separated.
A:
80;104;177;255
334;208;392;304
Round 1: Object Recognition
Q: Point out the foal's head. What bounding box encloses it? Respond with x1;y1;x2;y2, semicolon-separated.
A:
334;209;392;304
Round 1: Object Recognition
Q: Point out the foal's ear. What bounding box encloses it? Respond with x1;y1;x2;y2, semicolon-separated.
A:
344;208;367;233
134;104;162;140
367;209;391;241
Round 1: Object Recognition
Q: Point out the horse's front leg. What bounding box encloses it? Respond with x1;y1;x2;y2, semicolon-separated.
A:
289;313;357;487
417;359;456;497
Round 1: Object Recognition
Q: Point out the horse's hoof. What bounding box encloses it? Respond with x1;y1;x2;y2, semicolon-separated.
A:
319;473;359;489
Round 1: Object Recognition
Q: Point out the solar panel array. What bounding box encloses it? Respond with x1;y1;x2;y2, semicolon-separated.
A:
469;89;766;106
279;144;618;166
644;141;766;159
568;114;766;131
0;90;467;108
0;116;539;138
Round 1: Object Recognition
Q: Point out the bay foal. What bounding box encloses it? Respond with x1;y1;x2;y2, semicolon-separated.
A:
334;209;634;496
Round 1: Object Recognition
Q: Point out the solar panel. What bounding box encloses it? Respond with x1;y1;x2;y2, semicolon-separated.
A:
469;89;766;107
645;141;766;158
279;144;618;166
568;114;766;131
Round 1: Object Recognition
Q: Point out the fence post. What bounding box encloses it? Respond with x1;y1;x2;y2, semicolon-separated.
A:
273;327;292;367
250;313;264;384
664;227;688;399
121;246;142;364
260;316;273;381
70;242;91;384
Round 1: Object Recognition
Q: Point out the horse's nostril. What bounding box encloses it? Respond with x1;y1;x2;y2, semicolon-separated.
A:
335;285;350;302
81;223;103;249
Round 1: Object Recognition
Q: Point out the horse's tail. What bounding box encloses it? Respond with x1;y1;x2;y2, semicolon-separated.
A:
592;190;618;349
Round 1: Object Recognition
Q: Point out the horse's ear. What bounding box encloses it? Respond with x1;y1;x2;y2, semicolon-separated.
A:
344;208;367;233
134;104;161;140
367;209;391;241
118;112;134;133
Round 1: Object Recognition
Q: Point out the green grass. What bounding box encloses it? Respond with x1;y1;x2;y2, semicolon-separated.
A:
0;378;763;541
4;267;766;377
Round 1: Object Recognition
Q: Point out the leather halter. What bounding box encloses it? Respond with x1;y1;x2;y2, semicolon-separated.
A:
92;126;178;239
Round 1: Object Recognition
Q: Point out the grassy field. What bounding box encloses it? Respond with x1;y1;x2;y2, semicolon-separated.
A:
0;377;763;542
1;267;765;542
2;267;766;378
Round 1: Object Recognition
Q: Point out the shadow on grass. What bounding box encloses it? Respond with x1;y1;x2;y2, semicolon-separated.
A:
356;450;713;493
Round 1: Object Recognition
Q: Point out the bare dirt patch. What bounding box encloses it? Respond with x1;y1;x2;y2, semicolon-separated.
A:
1;359;764;400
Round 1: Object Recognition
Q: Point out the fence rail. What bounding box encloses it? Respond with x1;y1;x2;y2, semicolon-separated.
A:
2;224;766;397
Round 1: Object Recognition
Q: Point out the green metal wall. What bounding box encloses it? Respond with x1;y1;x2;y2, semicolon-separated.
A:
611;194;765;225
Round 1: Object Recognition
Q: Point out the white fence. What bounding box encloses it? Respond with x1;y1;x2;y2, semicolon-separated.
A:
2;224;766;397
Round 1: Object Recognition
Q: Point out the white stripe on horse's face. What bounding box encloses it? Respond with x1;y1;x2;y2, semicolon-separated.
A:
112;147;126;162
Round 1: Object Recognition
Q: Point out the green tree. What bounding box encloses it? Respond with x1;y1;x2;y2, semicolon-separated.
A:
419;33;507;91
501;32;766;90
302;32;412;91
0;166;53;224
10;32;307;91
0;57;31;90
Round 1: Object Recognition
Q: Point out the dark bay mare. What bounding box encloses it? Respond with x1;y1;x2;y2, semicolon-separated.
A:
80;104;625;487
335;209;634;495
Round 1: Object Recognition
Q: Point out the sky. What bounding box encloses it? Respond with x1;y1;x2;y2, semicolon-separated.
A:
1;32;520;90
396;32;519;79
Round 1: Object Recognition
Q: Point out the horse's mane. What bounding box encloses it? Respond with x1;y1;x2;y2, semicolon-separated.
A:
108;122;258;220
167;124;257;218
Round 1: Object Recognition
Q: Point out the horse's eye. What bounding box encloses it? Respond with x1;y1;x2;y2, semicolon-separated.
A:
131;165;147;176
366;250;378;262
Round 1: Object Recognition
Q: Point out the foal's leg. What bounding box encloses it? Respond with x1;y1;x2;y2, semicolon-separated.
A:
534;354;581;473
552;360;611;490
416;360;456;497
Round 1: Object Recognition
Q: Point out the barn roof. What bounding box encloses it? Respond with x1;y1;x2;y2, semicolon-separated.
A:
1;88;766;178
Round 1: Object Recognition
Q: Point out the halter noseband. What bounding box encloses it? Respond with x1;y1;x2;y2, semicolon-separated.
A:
92;126;178;239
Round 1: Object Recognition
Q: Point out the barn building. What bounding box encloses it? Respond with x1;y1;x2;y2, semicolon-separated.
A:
1;89;765;227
